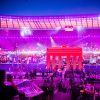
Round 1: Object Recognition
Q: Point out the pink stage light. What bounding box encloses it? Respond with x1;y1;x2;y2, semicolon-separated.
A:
50;27;61;35
77;26;83;32
20;50;39;55
37;43;42;47
50;36;56;46
55;27;61;31
20;27;32;37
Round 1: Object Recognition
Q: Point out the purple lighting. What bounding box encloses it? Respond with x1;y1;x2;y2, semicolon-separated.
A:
20;27;32;37
50;36;56;46
76;26;84;32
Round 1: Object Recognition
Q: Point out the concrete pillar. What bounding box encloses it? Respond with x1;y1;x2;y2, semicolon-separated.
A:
58;55;62;69
73;56;76;70
66;56;70;70
78;56;82;71
52;55;56;70
47;54;50;70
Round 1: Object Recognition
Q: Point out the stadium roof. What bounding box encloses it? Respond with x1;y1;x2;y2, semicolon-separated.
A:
0;14;100;29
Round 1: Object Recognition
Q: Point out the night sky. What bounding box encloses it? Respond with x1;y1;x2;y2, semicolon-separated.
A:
0;0;100;16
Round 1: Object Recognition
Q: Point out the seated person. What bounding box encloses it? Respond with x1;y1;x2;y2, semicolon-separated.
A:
0;70;18;100
84;81;95;100
85;81;94;94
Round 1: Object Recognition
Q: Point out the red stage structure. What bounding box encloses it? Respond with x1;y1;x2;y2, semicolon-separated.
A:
47;46;82;71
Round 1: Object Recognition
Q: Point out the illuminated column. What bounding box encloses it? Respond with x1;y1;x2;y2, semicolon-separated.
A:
52;55;56;70
78;56;82;71
66;56;70;70
73;56;76;71
58;55;62;69
47;54;50;70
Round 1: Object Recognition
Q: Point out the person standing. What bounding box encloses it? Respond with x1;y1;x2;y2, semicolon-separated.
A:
0;70;18;100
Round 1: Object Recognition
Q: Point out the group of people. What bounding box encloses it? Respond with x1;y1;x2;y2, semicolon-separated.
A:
71;81;95;100
25;69;37;79
0;68;100;100
70;71;100;100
